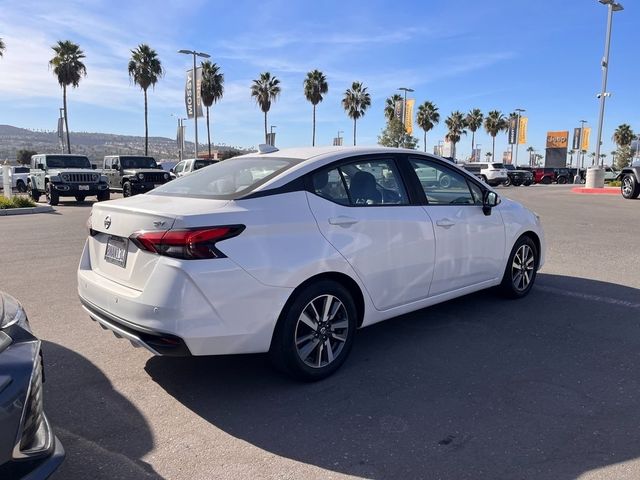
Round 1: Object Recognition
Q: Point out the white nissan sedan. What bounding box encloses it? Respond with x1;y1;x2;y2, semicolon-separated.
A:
78;146;545;380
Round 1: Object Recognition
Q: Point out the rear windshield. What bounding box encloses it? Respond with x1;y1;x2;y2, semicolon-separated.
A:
14;167;29;173
491;163;504;169
194;160;217;170
45;155;91;169
150;156;300;199
120;157;158;169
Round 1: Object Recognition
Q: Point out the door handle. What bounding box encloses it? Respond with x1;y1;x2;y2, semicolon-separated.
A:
436;218;455;228
328;216;358;226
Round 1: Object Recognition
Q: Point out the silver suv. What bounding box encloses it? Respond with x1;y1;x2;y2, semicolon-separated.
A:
28;154;109;205
462;162;509;187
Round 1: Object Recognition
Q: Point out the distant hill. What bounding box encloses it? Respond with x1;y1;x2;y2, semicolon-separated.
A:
0;125;251;163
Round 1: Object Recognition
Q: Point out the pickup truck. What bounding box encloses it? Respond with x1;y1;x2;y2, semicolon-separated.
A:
170;158;218;178
0;166;29;192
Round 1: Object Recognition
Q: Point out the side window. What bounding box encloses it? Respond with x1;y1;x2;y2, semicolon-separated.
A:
339;159;408;206
311;167;350;206
410;158;476;205
175;162;185;173
467;180;484;205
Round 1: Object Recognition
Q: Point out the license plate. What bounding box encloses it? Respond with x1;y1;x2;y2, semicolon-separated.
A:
79;185;89;190
105;236;128;268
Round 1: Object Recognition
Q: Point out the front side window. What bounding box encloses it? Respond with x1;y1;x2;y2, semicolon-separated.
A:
194;160;216;170
410;158;477;205
174;162;185;173
312;168;350;206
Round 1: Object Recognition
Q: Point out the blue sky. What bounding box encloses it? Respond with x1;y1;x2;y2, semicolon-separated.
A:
0;0;638;162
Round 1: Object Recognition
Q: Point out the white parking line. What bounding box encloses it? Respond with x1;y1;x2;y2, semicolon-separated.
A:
537;285;640;310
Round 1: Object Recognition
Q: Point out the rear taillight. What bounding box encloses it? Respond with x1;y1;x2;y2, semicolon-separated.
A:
130;225;244;260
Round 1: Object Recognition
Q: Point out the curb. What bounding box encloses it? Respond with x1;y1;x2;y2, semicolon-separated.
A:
571;187;620;195
0;205;55;216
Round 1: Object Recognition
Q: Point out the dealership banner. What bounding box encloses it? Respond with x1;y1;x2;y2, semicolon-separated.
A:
572;128;582;150
394;100;404;122
546;131;569;148
518;117;528;145
508;117;518;145
185;67;203;119
404;99;415;135
581;127;591;151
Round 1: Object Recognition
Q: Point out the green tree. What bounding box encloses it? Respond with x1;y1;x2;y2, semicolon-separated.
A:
49;40;86;154
465;108;483;160
342;81;371;146
17;149;37;165
0;38;5;57
303;69;328;146
612;124;635;169
384;94;403;122
200;60;224;157
128;44;163;156
416;101;440;152
485;152;492;160
483;110;508;160
378;117;418;149
444;110;467;160
219;149;242;160
251;72;281;144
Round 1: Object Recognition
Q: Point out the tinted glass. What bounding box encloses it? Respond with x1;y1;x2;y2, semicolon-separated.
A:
410;158;475;205
339;159;408;205
14;167;29;173
120;157;158;169
491;163;504;169
194;160;216;170
312;168;350;206
45;155;91;169
151;156;299;199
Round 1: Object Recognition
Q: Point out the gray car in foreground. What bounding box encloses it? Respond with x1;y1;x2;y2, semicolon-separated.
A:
0;292;64;479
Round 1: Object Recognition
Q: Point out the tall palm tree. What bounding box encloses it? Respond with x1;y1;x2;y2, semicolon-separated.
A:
384;94;403;122
341;81;371;146
465;109;483;160
251;72;281;144
49;40;86;154
200;61;224;157
0;38;5;57
416;101;440;153
303;69;328;146
128;44;163;156
612;124;635;147
483;110;508;160
444;111;467;160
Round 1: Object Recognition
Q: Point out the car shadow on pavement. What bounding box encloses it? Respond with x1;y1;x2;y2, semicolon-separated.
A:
145;273;640;479
42;341;164;480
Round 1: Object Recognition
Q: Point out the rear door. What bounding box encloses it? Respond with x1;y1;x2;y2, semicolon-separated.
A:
306;154;435;311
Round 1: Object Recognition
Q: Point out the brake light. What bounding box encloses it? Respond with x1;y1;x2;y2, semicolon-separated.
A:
130;226;245;259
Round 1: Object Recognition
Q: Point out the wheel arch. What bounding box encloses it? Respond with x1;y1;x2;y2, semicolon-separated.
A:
518;231;542;269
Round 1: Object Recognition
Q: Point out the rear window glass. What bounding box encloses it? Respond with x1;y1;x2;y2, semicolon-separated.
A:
150;156;300;199
194;160;217;170
491;163;504;169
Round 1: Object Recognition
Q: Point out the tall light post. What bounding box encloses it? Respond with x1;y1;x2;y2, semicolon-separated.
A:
594;0;623;172
269;125;277;146
397;87;414;127
178;49;210;159
514;108;525;167
171;113;187;161
58;107;65;153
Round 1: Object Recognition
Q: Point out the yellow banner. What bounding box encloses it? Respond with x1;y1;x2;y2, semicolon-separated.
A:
546;131;569;149
581;127;591;151
404;99;415;135
518;117;528;145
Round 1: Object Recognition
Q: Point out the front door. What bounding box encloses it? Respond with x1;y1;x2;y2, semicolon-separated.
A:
306;155;436;311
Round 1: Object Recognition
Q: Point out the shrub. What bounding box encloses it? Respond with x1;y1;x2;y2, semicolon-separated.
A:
0;195;36;209
606;181;621;187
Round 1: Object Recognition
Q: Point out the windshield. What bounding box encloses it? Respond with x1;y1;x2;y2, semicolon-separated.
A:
46;155;91;169
150;156;300;199
194;160;217;170
491;163;505;169
121;156;158;169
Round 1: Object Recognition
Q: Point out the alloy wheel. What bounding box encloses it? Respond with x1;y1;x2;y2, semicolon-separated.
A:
294;294;349;368
511;244;535;292
622;177;633;197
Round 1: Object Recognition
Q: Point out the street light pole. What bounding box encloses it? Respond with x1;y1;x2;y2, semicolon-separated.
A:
178;49;211;159
269;125;277;146
514;108;525;167
594;0;623;171
397;87;414;127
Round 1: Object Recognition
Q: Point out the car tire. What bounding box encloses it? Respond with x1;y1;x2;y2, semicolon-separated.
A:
28;184;40;202
557;176;568;185
499;235;539;299
513;180;522;187
541;176;552;185
523;181;532;186
439;175;452;188
270;280;357;381
122;181;132;198
502;178;512;187
97;190;110;202
45;183;59;206
481;175;488;184
621;174;640;199
75;195;86;202
16;180;26;193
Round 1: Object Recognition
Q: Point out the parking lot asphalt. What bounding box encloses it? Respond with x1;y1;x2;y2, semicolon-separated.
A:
1;186;639;480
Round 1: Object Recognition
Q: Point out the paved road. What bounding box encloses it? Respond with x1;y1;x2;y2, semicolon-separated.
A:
1;187;639;480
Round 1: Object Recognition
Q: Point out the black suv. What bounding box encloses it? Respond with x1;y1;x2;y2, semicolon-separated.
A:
504;164;534;186
103;155;171;197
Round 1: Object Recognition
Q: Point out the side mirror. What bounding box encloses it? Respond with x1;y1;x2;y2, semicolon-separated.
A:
483;191;500;216
92;164;97;170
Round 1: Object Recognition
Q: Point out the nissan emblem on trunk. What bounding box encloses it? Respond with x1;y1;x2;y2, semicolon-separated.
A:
104;216;111;229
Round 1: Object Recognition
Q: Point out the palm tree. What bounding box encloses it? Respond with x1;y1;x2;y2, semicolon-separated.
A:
303;69;328;146
384;94;403;122
444;111;467;160
49;40;86;154
483;110;508;160
527;146;535;165
0;38;5;57
612;124;635;148
251;72;281;143
341;81;371;146
200;61;224;157
465;109;483;160
485;152;492;160
128;44;163;156
415;101;440;153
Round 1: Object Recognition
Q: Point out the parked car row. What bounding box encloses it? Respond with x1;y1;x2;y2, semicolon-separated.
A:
0;166;29;193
